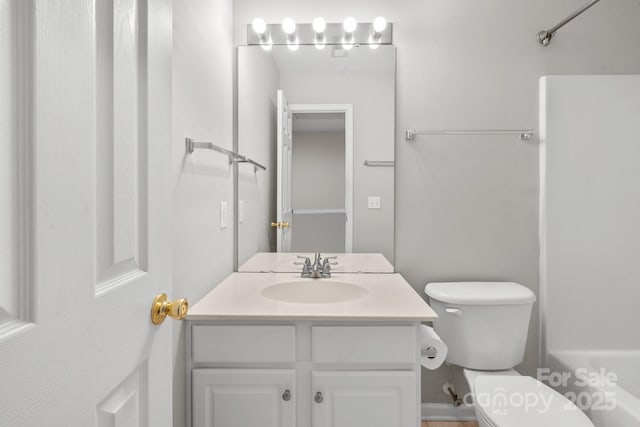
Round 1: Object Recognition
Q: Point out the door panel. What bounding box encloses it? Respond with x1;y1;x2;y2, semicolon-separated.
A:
276;90;293;252
0;1;172;425
193;369;296;427
312;371;416;427
95;0;149;291
96;364;147;427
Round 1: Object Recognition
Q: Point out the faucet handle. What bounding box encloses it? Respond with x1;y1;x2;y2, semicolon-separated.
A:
321;262;333;277
296;262;311;275
295;256;311;266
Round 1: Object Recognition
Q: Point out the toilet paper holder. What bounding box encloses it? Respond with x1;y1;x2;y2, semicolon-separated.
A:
422;346;438;359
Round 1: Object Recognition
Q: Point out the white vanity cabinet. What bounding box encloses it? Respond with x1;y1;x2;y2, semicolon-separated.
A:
193;369;296;427
311;371;416;427
187;323;422;427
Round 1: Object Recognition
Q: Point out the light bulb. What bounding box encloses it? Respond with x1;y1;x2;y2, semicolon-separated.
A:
342;41;354;50
252;18;267;35
343;16;358;33
315;42;326;50
373;16;387;33
369;42;379;50
282;18;296;35
312;17;326;33
261;39;273;51
288;42;299;51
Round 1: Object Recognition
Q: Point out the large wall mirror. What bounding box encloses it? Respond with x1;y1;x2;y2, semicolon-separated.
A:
236;44;396;268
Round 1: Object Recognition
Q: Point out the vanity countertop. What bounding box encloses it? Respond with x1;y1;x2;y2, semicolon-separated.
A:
237;252;394;273
187;273;437;321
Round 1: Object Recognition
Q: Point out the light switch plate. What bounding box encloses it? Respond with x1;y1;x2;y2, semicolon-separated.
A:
220;201;228;229
368;196;381;209
238;200;245;224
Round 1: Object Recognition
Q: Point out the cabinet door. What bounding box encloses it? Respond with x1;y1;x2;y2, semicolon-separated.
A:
193;369;295;427
312;371;416;427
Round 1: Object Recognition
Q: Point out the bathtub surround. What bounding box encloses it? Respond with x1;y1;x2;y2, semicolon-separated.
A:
548;351;640;425
232;0;640;405
540;75;640;354
540;75;640;426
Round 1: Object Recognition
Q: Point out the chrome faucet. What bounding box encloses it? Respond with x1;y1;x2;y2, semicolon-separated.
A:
295;253;337;278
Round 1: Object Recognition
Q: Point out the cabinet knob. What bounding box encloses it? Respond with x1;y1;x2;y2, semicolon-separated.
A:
282;389;292;401
314;391;324;403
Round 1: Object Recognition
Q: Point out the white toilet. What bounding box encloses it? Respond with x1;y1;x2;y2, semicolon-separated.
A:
425;282;594;427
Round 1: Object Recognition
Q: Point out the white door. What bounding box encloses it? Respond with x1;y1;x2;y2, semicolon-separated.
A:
193;369;296;427
276;90;293;252
0;1;173;426
312;371;416;427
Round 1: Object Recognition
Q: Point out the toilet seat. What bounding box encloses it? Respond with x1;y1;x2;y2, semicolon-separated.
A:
473;375;593;427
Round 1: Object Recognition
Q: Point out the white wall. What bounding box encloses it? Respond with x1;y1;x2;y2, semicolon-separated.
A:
237;48;280;266
233;0;640;404
540;75;640;356
172;0;234;425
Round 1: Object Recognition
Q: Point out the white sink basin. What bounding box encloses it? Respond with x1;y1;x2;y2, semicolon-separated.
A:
260;280;369;304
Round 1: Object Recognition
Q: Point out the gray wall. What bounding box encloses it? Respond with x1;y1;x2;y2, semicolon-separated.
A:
233;0;640;404
291;131;346;252
281;69;395;262
291;214;347;253
172;0;234;425
237;48;280;265
292;131;345;209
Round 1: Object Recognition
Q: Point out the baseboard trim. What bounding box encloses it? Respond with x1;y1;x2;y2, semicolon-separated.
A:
421;403;477;421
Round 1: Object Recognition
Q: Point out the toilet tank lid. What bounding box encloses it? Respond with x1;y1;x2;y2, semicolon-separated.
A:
424;282;536;305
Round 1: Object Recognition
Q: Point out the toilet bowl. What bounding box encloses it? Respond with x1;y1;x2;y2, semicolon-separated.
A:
425;282;594;427
463;369;593;427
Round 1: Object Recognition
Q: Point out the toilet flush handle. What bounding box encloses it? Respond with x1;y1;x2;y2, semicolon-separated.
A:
445;307;463;317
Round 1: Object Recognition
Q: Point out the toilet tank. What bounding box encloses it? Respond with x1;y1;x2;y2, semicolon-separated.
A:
425;282;536;370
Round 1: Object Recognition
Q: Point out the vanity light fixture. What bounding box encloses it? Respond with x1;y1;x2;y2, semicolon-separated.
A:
312;17;327;34
246;18;392;48
282;18;299;51
313;17;326;50
252;17;273;51
343;16;358;33
373;16;387;34
282;17;296;36
252;17;267;35
262;39;274;51
369;16;387;49
342;17;357;50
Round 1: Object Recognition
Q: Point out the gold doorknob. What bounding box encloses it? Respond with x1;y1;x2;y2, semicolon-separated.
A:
270;221;290;229
151;293;189;325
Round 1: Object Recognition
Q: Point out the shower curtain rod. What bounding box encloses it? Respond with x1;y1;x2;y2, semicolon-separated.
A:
537;0;602;46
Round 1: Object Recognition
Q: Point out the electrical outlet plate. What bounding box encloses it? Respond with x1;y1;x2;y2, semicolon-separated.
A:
367;196;381;209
